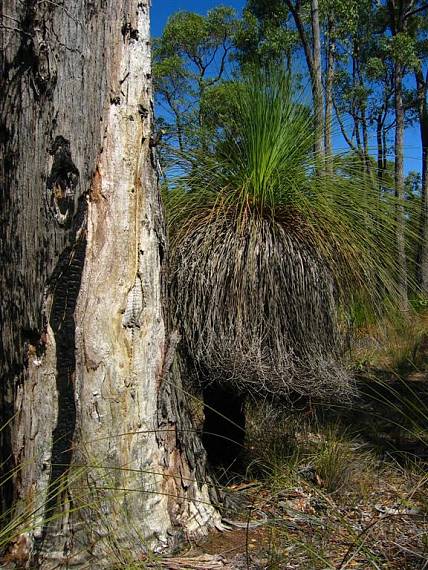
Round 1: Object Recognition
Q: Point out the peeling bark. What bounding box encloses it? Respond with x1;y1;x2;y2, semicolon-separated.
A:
1;1;219;567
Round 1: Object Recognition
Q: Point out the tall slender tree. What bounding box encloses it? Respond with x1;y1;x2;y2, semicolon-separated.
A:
412;7;428;293
153;7;238;154
324;12;335;172
385;0;425;303
311;0;325;158
285;0;325;157
416;64;428;293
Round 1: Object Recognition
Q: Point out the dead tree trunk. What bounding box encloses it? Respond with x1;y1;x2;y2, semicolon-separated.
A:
0;1;219;567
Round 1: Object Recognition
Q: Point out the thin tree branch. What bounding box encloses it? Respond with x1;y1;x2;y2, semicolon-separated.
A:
285;0;315;76
333;97;357;152
404;2;428;19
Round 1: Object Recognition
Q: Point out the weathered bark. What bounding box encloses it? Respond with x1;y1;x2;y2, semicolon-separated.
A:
0;1;219;567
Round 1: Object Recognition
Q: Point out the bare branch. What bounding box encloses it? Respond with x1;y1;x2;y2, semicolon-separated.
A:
404;2;428;19
333;97;357;152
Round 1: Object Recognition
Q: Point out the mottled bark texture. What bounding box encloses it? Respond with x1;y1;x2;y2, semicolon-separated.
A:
0;1;219;567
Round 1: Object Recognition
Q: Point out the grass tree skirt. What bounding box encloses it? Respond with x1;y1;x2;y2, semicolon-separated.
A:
171;214;353;400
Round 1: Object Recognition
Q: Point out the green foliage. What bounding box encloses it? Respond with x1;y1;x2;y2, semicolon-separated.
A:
383;32;419;69
320;0;364;39
366;57;386;81
184;70;314;212
156;7;236;61
153;7;238;153
199;81;240;141
311;425;355;493
235;1;297;67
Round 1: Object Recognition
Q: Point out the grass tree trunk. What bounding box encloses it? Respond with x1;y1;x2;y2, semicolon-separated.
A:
0;1;218;567
394;62;409;306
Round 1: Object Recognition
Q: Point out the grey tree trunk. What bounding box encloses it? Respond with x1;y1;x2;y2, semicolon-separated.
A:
0;1;219;568
376;113;384;190
416;68;428;294
325;17;334;175
419;144;428;294
285;0;325;159
394;62;409;306
311;0;325;160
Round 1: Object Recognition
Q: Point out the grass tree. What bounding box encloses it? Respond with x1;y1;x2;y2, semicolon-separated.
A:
167;69;411;402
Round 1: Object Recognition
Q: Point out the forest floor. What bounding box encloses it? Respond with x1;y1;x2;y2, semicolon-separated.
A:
192;427;428;569
165;312;428;569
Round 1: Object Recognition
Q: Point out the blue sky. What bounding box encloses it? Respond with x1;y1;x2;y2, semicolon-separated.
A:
151;1;421;175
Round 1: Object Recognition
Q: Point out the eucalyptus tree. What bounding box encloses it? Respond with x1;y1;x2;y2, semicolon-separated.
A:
283;0;325;158
378;0;428;303
332;2;395;178
319;0;370;171
411;7;428;293
241;0;366;167
335;1;426;299
0;2;219;567
235;0;298;69
153;7;238;155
